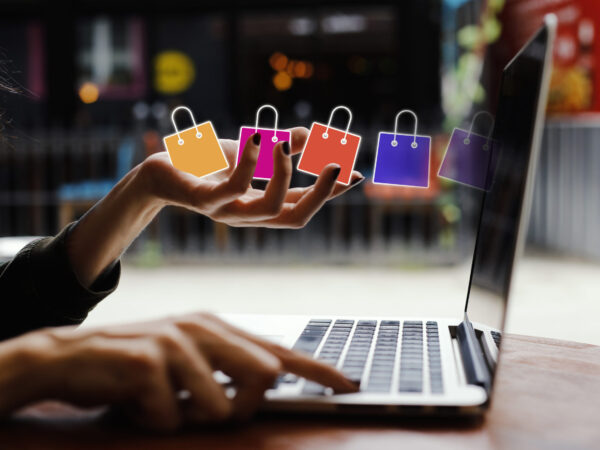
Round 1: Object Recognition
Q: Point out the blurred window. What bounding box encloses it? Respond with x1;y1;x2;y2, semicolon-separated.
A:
76;17;146;99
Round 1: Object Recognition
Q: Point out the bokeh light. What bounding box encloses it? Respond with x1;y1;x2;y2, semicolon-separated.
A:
269;52;288;72
293;61;307;78
268;54;314;89
78;82;99;104
153;50;195;95
273;71;292;91
285;60;296;76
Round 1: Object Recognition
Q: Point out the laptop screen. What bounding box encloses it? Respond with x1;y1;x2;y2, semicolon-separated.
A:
464;24;551;331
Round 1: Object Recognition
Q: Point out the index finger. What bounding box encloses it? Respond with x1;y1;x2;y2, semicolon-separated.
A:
275;346;359;393
203;133;260;206
284;170;365;203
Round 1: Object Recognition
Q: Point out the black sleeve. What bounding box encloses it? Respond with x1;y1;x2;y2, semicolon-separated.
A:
0;223;120;341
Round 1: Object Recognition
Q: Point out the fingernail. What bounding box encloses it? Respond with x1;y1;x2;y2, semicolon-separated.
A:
253;133;261;145
351;176;365;186
332;166;341;180
282;141;290;156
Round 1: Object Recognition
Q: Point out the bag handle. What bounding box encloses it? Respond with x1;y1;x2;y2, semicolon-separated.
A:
171;106;202;146
323;105;353;145
254;104;280;143
393;109;419;149
465;111;495;150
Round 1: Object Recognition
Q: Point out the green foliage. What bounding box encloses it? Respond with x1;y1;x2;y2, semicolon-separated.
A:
473;82;486;103
457;25;480;50
483;17;502;43
489;0;505;13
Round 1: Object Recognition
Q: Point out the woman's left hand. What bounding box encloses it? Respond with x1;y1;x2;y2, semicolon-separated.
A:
68;127;364;286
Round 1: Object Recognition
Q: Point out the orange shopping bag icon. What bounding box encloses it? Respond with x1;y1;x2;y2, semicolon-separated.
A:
163;106;229;178
297;105;361;185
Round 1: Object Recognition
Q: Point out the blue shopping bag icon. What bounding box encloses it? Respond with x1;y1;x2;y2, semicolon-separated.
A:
373;110;431;188
438;111;497;191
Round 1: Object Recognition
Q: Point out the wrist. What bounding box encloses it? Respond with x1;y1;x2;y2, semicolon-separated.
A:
134;158;169;210
67;161;165;287
0;331;57;415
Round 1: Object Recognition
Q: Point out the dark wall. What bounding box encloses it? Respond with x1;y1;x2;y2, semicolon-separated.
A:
0;0;441;133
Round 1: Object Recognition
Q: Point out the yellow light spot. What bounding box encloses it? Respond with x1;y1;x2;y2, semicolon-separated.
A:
78;82;99;104
154;50;195;95
269;52;288;71
273;71;292;91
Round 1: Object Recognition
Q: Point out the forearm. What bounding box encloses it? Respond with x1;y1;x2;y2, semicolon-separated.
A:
67;163;164;288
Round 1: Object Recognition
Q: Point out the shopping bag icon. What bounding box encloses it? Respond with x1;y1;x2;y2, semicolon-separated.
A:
237;105;291;180
163;106;229;178
297;105;361;185
373;109;431;187
438;111;497;190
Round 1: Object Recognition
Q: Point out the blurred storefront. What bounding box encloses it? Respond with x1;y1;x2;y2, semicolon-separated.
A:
498;0;600;259
1;0;598;263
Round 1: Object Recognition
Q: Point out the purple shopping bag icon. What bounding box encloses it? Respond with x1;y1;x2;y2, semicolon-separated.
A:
438;111;497;191
237;105;291;180
373;110;431;188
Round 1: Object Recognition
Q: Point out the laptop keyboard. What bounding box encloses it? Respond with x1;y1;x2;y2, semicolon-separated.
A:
284;319;444;395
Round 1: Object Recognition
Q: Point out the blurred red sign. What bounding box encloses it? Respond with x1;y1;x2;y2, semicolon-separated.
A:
502;0;600;114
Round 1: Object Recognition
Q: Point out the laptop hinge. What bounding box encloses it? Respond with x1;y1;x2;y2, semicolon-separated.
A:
456;313;492;392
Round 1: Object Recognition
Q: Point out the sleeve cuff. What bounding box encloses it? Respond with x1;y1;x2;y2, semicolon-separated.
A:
27;222;121;322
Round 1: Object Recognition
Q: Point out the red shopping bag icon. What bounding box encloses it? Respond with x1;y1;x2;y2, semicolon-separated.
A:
297;106;361;185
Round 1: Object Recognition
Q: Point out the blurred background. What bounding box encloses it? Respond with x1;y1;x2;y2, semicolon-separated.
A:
0;0;599;344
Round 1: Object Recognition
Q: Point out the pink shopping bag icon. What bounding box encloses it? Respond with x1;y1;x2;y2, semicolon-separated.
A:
237;105;291;180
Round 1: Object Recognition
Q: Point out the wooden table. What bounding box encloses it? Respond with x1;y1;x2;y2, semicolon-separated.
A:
1;334;598;449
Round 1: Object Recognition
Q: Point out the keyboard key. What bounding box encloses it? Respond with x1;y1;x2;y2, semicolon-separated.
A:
426;321;444;394
491;331;502;348
398;321;423;393
280;373;299;384
278;320;331;387
365;321;399;393
339;323;376;387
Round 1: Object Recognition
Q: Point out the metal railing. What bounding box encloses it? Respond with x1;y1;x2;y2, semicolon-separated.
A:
0;128;482;265
529;119;600;260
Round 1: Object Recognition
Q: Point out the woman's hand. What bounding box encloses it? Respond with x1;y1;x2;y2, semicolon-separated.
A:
140;127;364;228
0;313;358;431
67;127;364;287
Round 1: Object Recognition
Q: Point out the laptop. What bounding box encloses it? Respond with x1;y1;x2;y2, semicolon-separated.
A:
223;15;556;415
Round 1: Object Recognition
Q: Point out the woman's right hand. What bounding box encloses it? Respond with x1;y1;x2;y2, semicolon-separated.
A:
0;313;358;431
